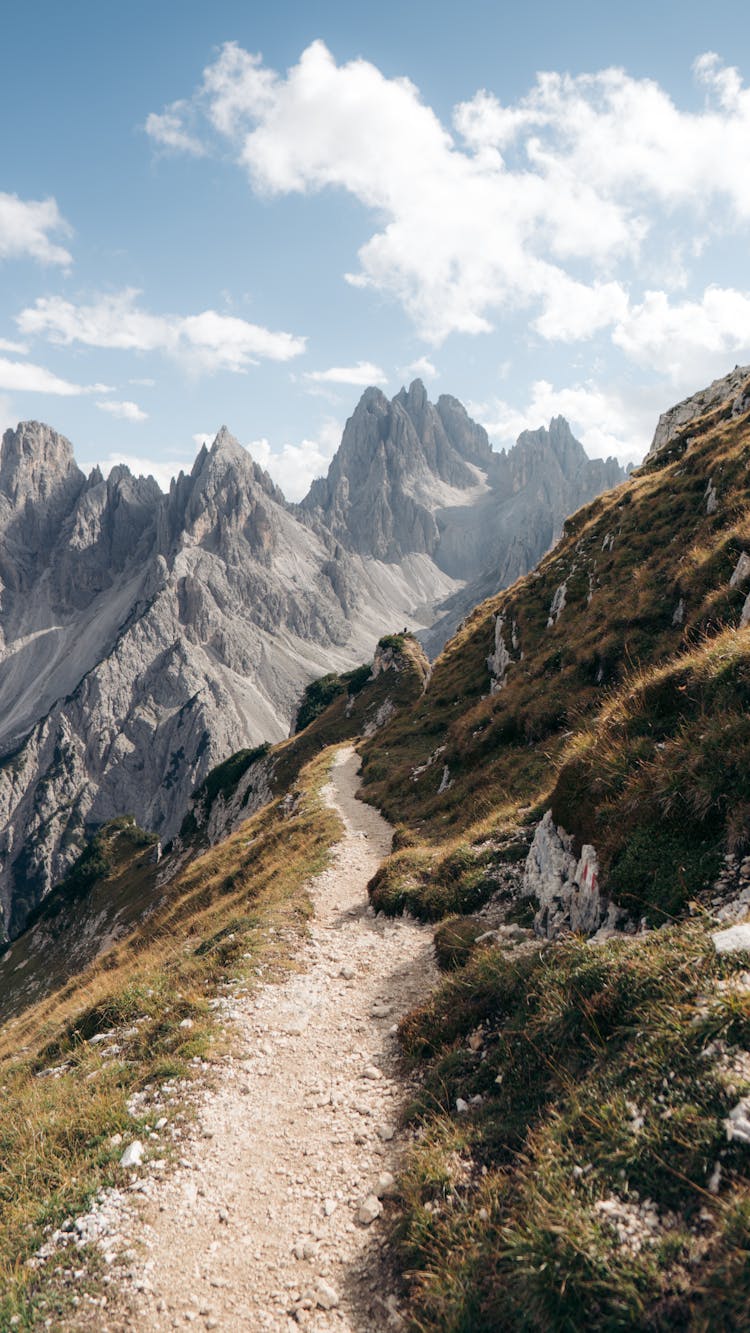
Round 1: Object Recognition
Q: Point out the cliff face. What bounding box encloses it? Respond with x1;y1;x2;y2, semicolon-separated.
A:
0;422;456;937
0;390;624;938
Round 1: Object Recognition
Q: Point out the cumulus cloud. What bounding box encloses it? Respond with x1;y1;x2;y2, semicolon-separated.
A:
145;101;206;155
304;360;386;386
17;289;306;372
402;356;438;381
612;285;750;382
98;453;192;491
0;355;107;397
0;337;28;354
96;399;148;422
473;379;659;464
0;193;73;266
146;41;750;385
249;418;341;500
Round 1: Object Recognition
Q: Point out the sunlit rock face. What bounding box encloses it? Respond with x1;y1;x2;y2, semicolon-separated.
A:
0;390;625;939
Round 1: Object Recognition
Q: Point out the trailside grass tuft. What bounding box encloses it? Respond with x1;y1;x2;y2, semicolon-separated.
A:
0;750;342;1328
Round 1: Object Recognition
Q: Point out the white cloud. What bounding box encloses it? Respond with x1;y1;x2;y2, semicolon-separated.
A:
249;418;341;500
97;399;148;422
192;431;215;448
0;337;28;354
0;193;72;266
17;289;306;372
0;355;106;397
145;101;206;156
473;378;659;464
402;356;438;380
147;41;750;390
304;360;386;387
612;285;750;382
98;453;191;491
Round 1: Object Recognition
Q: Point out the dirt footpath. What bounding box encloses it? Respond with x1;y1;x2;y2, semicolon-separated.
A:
125;746;436;1331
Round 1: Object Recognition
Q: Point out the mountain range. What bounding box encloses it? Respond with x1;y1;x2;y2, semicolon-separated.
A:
0;382;624;937
3;364;750;1329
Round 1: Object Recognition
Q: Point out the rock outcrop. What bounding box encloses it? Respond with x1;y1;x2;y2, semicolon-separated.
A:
523;810;607;938
648;365;750;458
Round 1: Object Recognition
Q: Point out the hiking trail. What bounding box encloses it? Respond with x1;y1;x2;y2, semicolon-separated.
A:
118;745;436;1331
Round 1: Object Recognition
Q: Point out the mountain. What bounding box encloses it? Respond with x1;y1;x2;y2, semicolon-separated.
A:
3;367;750;1327
0;421;455;938
302;384;625;650
0;387;623;939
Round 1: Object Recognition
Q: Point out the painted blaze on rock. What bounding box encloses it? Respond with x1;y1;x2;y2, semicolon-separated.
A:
523;810;611;938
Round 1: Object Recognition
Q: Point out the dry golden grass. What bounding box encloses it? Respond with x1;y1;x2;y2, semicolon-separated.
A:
0;748;342;1326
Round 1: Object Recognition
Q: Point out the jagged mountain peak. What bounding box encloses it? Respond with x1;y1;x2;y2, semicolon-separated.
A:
210;424;247;460
0;421;83;506
394;377;428;412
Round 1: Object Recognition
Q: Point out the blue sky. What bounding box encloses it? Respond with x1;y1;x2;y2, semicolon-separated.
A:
3;0;750;497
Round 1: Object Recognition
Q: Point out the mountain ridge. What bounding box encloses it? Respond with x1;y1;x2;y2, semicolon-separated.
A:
0;386;624;938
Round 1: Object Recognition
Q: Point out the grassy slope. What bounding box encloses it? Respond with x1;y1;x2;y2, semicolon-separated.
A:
351;392;750;1329
0;635;429;1326
0;749;341;1328
361;397;750;922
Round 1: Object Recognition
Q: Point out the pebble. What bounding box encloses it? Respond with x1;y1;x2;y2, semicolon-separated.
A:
120;1141;144;1169
315;1279;340;1310
374;1172;396;1199
362;1065;382;1081
712;924;750;954
356;1195;383;1225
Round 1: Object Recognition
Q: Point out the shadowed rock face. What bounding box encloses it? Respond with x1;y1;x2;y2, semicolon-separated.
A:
0;393;625;939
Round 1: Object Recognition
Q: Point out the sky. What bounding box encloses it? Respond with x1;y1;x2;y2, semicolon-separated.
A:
3;0;750;498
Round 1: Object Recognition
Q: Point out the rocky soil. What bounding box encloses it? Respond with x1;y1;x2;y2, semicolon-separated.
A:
67;747;436;1331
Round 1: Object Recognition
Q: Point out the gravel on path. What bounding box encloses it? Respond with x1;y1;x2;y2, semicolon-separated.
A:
120;746;436;1331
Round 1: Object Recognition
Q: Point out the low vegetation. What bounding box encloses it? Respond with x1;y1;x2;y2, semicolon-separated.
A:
0;750;341;1327
395;923;750;1330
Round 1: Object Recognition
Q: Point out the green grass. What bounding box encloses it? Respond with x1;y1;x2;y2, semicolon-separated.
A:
395;923;750;1331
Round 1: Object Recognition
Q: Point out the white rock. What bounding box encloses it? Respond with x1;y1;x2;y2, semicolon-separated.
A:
356;1195;383;1225
712;924;750;955
120;1141;144;1169
362;1064;382;1081
375;1172;397;1199
315;1280;339;1310
730;551;750;588
726;1098;750;1145
455;1098;469;1114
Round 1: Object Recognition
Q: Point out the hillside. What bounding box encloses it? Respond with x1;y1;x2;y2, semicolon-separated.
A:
1;367;749;1328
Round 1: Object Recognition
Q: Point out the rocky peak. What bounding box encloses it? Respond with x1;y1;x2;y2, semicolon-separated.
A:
0;421;84;509
301;382;494;559
648;364;750;457
436;394;494;468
